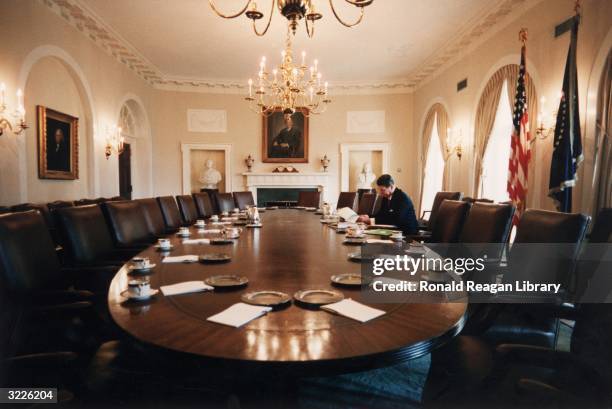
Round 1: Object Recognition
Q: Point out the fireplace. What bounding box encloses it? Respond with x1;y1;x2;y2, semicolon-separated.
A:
242;172;331;206
256;187;318;207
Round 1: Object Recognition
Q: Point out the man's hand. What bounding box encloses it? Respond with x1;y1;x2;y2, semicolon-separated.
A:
356;215;371;224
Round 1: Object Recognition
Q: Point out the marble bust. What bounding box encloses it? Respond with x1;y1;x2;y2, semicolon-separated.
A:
199;159;222;189
356;162;376;189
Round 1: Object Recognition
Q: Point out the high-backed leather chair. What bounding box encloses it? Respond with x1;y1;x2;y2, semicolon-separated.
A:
10;203;60;247
337;192;358;211
357;193;377;216
297;191;321;208
47;201;74;212
156;196;183;230
458;202;515;259
233;191;255;210
0;206;10;215
192;192;214;219
74;198;105;207
216;193;235;213
101;201;155;247
55;205;137;270
421;191;463;231
175;195;199;225
135;198;169;236
429;200;470;243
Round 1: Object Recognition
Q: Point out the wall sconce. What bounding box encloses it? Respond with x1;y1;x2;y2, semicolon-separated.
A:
320;154;330;172
245;154;255;172
105;125;124;159
0;83;27;136
445;128;463;160
534;95;559;143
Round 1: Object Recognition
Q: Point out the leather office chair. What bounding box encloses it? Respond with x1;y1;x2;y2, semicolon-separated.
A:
101;201;156;248
233;191;255;210
588;207;612;243
156;196;183;230
420;191;463;231
10;203;61;248
74;198;104;206
216;193;235;213
175;195;199;225
429;200;470;243
336;192;358;211
192;192;214;219
135;198;169;236
55;205;137;273
0;211;95;353
458;202;515;260
297;191;321;208
357;193;377;216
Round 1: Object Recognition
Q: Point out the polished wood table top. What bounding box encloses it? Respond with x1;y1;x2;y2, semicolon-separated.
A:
108;209;466;374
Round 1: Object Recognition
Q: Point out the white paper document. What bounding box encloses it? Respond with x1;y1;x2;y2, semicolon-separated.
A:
160;281;213;296
321;299;386;323
199;229;222;234
207;303;273;327
161;255;199;263
182;238;211;245
366;238;393;244
337;207;359;223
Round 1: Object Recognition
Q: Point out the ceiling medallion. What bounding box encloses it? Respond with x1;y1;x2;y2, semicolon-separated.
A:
208;0;375;38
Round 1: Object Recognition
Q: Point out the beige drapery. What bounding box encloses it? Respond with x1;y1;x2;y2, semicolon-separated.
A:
594;51;612;213
473;64;538;196
419;103;450;213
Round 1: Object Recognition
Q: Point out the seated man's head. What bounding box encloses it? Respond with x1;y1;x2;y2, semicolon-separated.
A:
376;174;395;198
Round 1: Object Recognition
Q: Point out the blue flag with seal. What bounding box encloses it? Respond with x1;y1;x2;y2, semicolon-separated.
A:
548;15;583;212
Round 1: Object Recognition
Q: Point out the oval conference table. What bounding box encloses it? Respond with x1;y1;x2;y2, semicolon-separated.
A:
108;209;467;376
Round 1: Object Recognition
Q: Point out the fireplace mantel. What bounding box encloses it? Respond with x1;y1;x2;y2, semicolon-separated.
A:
242;172;330;203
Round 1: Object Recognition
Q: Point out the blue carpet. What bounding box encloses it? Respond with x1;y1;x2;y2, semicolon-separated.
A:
298;354;430;409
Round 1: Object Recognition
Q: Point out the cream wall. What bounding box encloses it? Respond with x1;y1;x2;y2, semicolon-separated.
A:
0;0;154;206
150;92;415;205
413;0;612;214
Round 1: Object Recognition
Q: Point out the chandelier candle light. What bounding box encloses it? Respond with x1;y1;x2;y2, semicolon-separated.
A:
246;28;331;116
105;125;125;159
0;83;27;136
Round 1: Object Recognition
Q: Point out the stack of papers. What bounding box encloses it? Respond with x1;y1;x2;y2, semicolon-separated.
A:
336;207;359;223
182;238;210;245
160;281;213;296
366;238;394;244
207;303;272;327
321;299;386;323
161;255;198;263
199;229;222;234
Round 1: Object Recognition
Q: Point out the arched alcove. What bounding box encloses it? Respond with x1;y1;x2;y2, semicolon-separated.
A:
16;45;97;202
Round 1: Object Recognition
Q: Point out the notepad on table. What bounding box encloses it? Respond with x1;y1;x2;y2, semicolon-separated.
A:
366;238;393;244
207;303;272;327
321;299;386;323
182;238;210;245
160;281;213;296
199;229;222;234
161;255;198;263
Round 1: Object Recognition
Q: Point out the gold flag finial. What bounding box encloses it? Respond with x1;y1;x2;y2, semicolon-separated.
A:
519;28;528;45
574;0;581;16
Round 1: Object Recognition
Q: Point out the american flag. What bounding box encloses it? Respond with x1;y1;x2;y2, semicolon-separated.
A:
507;44;531;225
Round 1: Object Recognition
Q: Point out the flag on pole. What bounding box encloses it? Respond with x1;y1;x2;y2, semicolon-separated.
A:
507;33;531;226
548;15;583;212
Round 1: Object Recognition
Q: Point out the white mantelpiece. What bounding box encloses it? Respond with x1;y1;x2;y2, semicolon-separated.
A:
242;172;330;203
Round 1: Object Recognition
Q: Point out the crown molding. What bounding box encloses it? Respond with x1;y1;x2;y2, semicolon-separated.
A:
41;0;541;95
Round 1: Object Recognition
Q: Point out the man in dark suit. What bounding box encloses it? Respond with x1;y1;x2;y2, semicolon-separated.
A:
46;128;70;172
357;174;418;235
271;109;301;158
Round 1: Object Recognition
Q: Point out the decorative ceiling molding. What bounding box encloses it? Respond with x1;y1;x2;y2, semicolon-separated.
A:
41;0;540;95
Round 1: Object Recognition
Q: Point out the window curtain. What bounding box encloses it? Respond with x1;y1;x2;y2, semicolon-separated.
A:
594;51;612;213
419;103;450;214
473;64;537;196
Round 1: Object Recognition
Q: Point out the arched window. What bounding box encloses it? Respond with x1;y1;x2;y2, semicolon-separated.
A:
480;80;513;202
420;115;445;215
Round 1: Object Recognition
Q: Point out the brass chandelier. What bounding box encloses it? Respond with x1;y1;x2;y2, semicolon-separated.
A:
208;0;375;38
246;26;330;116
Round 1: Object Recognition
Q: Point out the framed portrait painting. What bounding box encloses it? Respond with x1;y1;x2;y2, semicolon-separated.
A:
37;106;79;180
262;107;309;163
